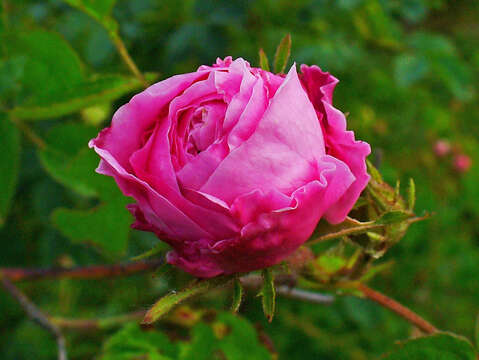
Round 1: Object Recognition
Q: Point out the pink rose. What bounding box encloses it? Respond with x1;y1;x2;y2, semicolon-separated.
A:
89;57;370;278
453;154;472;173
433;139;451;157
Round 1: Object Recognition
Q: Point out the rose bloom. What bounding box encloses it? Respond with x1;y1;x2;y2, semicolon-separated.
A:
433;139;451;157
90;57;370;277
453;154;472;173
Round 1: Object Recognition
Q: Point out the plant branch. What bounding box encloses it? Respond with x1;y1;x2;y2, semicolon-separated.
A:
1;276;68;360
9;116;47;150
0;259;164;282
358;283;437;334
109;32;148;88
51;310;146;331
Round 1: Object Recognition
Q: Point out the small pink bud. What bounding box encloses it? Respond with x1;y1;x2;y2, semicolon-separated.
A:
433;140;451;157
453;154;472;173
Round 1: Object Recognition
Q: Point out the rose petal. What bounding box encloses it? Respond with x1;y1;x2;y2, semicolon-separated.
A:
200;64;326;203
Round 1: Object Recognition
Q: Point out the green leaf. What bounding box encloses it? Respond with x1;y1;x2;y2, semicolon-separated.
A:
2;30;84;105
179;323;216;360
52;195;132;255
142;277;232;325
11;73;158;121
101;323;177;360
366;159;383;183
258;48;270;71
0;114;20;226
382;332;477;360
408;178;416;210
258;268;276;322
38;122;114;198
273;34;291;74
62;0;118;33
375;211;412;225
216;313;272;360
231;277;244;313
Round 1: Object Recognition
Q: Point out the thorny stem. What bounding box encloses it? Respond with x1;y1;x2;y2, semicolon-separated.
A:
1;276;68;360
109;31;148;88
51;310;146;331
358;283;437;334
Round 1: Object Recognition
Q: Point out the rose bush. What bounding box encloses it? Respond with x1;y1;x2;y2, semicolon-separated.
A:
90;57;370;277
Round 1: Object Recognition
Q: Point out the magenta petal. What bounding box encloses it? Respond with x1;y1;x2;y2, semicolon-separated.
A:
200;64;326;204
89;71;208;173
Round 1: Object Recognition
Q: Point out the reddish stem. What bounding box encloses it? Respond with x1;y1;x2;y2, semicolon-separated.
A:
358;283;437;334
0;259;163;282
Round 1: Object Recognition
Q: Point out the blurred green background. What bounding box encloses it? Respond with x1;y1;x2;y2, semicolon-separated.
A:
0;0;478;359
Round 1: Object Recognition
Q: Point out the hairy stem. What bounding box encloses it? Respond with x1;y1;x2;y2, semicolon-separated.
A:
358;283;437;334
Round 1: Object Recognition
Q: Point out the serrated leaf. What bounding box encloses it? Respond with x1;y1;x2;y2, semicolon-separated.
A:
375;211;412;225
382;332;477;360
52;195;132;254
3;30;84;105
231;277;244;313
62;0;118;33
0;114;20;226
273;34;291;74
11;73;158;121
38;122;115;199
408;178;416;210
258;269;275;322
142;277;232;325
258;48;270;71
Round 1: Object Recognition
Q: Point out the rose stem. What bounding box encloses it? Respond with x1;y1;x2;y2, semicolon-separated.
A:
357;283;437;334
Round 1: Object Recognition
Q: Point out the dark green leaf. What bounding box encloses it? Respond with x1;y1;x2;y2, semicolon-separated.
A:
258;268;275;322
52;195;132;255
382;332;477;360
131;242;167;261
101;323;177;360
11;73;158;121
38;122;114;198
0;114;20;226
258;48;270;71
179;323;216;360
142;277;232;325
231;277;244;313
3;30;84;105
217;313;272;360
475;313;479;348
273;34;291;74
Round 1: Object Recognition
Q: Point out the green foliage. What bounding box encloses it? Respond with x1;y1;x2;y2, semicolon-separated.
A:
0;114;20;226
258;48;270;71
11;73;158;121
100;313;272;360
382;333;477;360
